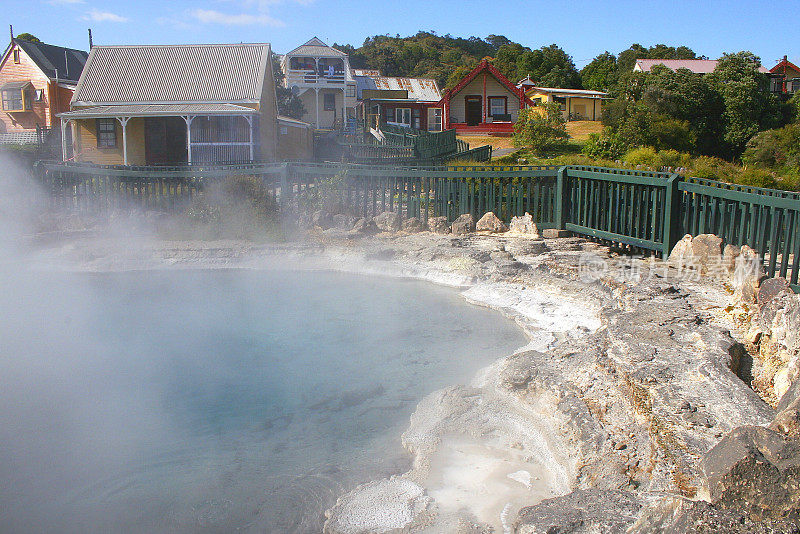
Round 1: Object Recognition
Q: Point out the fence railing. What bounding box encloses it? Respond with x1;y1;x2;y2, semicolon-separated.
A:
34;160;800;290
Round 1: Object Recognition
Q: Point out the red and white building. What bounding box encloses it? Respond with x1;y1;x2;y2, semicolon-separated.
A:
437;59;534;135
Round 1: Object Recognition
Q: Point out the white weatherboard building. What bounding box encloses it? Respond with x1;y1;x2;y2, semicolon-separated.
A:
280;37;357;130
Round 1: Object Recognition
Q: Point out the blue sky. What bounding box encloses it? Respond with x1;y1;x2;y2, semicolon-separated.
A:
6;0;800;69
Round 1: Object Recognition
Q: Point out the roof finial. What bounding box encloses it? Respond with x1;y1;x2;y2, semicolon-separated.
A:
88;28;93;49
9;24;13;43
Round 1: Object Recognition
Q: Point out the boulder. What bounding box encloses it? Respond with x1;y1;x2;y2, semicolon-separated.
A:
758;278;793;325
732;245;763;303
427;216;450;234
702;425;800;521
475;212;508;233
312;210;335;230
514;489;642;534
401;217;425;233
542;229;571;238
691;234;723;273
450;213;475;235
332;213;356;231
508;212;539;236
722;244;740;275
350;217;379;235
374;211;401;232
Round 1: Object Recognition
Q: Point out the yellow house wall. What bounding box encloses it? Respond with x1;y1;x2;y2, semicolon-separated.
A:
298;88;347;129
73;117;146;165
525;90;603;121
449;75;520;123
277;122;313;160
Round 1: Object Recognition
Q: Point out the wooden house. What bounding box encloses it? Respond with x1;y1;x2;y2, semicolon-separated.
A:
355;73;442;131
59;43;281;165
0;37;87;143
770;56;800;95
280;38;357;130
437;59;534;135
524;86;608;121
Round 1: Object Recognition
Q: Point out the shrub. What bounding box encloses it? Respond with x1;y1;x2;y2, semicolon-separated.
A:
583;128;627;160
513;102;568;154
623;146;659;167
742;123;800;170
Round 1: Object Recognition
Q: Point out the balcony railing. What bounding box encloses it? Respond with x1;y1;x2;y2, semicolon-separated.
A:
285;69;346;87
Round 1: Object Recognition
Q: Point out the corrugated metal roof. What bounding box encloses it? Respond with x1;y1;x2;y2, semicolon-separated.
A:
635;59;770;74
13;39;88;83
355;75;441;101
58;103;258;118
286;37;347;58
528;87;608;98
72;43;271;105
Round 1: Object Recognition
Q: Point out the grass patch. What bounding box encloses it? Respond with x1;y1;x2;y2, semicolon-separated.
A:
565;120;604;142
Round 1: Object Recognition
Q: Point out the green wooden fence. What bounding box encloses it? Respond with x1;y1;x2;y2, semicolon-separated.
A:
34;160;800;290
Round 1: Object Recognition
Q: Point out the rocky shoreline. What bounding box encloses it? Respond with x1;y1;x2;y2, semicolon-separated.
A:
29;214;800;533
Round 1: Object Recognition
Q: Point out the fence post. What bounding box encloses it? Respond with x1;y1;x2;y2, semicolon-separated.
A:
555;166;567;229
662;173;684;258
280;162;291;210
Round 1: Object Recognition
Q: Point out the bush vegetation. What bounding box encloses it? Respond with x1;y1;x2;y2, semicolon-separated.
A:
513;102;569;154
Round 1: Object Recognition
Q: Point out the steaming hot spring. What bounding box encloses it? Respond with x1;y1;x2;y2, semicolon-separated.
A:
0;267;528;532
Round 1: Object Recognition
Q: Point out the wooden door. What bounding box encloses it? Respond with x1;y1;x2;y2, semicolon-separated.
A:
145;117;187;165
465;96;482;126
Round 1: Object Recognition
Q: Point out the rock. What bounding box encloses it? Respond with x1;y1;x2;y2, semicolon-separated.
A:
732;245;763;303
691;234;723;274
769;403;800;439
508;212;539;236
427;216;450;234
641;498;800;533
312;210;335;230
514;489;642;534
350;217;379;235
702;425;800;521
542;229;571;238
669;234;694;266
374;211;401;232
758;278;793;328
451;213;475;235
401;217;425;233
722;244;740;275
332;213;356;231
475;212;508;233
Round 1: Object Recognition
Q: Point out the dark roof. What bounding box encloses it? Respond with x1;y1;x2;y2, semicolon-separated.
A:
11;39;88;83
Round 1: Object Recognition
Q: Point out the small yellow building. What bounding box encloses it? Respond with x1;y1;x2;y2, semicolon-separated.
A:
59;43;281;165
524;87;608;121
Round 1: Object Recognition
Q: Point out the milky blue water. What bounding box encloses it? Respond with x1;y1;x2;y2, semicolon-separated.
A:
0;269;526;533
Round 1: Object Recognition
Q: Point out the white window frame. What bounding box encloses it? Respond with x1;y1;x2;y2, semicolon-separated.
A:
395;108;411;125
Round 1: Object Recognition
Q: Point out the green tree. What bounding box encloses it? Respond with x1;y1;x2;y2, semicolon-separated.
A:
580;52;618;91
513;102;568;153
15;33;40;42
272;56;305;120
707;51;783;156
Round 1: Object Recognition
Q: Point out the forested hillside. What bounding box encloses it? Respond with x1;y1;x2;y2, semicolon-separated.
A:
332;32;581;89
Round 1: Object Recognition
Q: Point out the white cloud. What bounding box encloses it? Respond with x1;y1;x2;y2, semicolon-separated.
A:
190;8;284;26
82;9;128;22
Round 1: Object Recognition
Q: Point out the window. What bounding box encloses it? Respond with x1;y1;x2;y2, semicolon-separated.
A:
13;48;20;64
323;93;336;111
1;89;26;111
96;118;117;148
395;108;411;125
553;96;567;111
412;108;421;129
280;126;288;135
488;96;507;118
346;84;356;98
34;89;44;101
428;108;442;132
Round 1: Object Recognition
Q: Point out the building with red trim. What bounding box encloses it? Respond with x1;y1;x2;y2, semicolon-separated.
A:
437;59;534;135
770;56;800;95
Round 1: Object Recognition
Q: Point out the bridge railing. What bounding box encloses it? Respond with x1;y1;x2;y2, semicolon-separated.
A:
33;160;800;290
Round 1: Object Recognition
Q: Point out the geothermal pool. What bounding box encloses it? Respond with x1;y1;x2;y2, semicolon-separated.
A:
0;268;527;533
